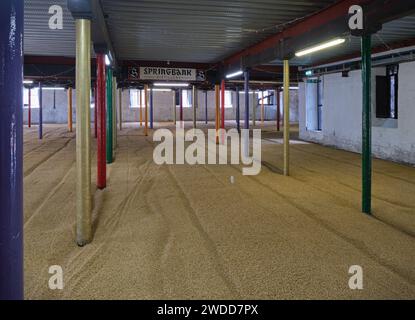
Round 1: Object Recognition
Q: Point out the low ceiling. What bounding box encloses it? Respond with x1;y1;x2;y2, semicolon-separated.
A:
24;0;337;63
24;0;415;75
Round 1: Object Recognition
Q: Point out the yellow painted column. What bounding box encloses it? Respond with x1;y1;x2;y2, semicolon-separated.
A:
68;87;73;132
144;84;148;136
75;19;92;246
283;60;290;176
119;88;122;131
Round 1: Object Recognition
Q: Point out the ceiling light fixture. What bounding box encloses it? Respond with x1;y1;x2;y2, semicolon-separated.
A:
295;38;345;57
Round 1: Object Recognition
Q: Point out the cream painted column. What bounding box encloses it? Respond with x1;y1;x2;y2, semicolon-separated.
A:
75;19;92;246
283;60;290;176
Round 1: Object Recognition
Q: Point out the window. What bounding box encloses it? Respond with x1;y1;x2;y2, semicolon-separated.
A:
258;90;275;105
183;90;192;108
376;65;398;119
224;91;233;108
23;88;40;108
129;89;145;108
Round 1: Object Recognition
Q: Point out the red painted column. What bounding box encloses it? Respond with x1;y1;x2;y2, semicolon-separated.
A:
96;54;106;189
28;87;31;127
94;83;98;138
220;79;225;129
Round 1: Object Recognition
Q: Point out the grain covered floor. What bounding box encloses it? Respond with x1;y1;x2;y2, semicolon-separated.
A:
24;123;415;299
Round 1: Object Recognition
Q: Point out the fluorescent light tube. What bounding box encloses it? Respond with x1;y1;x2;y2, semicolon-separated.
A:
295;38;345;57
226;70;243;79
153;82;189;87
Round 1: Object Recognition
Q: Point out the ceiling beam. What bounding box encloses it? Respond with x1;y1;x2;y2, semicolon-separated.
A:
221;0;415;70
67;0;118;69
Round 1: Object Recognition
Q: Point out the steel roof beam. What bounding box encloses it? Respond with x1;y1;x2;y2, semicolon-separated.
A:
67;0;118;69
221;0;415;69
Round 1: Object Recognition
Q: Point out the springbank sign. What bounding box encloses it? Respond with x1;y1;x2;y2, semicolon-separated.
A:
128;66;204;81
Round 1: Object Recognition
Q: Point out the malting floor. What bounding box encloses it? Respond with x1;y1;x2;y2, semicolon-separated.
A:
24;122;415;299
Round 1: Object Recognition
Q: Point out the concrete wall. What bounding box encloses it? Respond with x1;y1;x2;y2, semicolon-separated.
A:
299;60;415;165
23;88;299;125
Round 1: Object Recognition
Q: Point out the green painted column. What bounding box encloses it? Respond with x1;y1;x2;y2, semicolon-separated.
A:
106;68;113;164
361;34;372;214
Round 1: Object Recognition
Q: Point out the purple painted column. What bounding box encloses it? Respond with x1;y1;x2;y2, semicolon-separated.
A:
0;0;24;300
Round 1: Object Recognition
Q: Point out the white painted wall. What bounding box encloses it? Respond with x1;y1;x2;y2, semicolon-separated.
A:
24;88;299;124
299;60;415;165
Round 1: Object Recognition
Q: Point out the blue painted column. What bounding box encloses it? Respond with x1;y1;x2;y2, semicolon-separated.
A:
236;87;240;132
150;87;154;129
205;91;208;124
0;0;24;300
39;82;43;139
244;70;250;129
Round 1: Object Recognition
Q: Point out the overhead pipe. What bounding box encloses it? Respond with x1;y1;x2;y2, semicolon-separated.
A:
75;18;92;246
283;60;290;176
96;53;106;189
0;0;24;300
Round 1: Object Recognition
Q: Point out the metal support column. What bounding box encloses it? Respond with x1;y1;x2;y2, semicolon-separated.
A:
39;83;43;139
28;88;32;128
215;84;220;144
75;18;92;246
173;90;176;125
361;34;372;214
150;87;154;129
68;87;73;132
283;60;290;176
106;68;113;164
0;0;24;299
205;90;208;124
119;88;122;131
236;87;240;132
192;85;197;128
96;53;106;189
244;70;250;129
221;79;225;129
144;84;148;136
276;86;281;132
